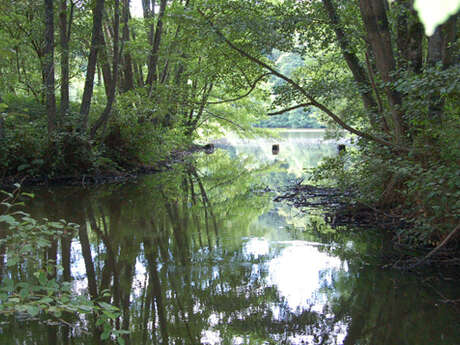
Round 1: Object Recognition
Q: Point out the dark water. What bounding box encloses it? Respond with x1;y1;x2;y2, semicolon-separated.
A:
1;131;459;344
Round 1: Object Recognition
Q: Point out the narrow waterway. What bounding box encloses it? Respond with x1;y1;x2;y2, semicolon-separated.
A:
1;130;459;345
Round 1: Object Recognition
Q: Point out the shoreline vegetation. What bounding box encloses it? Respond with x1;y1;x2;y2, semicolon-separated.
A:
0;143;209;189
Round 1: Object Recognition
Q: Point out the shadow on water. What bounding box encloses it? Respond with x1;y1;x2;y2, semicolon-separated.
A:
1;132;459;344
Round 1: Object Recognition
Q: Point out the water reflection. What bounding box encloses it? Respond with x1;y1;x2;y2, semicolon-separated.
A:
213;129;337;178
1;133;459;345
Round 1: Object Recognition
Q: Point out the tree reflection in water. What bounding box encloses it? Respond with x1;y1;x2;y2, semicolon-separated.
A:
1;150;459;345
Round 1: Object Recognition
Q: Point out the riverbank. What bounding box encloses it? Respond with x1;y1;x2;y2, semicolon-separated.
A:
0;144;209;189
274;180;460;271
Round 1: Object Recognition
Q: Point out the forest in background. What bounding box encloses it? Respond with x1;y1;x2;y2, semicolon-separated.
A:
0;0;459;248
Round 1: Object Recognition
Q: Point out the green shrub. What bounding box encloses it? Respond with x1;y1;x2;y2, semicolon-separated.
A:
0;188;127;341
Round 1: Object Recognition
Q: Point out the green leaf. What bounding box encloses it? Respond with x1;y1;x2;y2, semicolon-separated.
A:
0;215;17;226
98;301;118;311
21;192;35;198
101;330;111;340
77;305;93;313
17;164;30;172
39;297;54;304
26;305;40;317
48;221;64;229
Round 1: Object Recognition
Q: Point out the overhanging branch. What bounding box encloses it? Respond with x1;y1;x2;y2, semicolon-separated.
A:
207;72;272;105
197;9;407;152
268;103;313;116
204;110;248;131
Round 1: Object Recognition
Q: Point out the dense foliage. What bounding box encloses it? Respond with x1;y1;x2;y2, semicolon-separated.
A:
0;0;272;179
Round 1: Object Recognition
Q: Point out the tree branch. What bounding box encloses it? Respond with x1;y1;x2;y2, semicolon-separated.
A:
268;103;313;116
207;72;272;105
409;224;460;269
365;50;390;134
204;110;247;131
197;9;408;152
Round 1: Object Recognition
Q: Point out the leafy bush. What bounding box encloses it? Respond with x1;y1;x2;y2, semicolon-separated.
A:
310;136;459;246
0;114;47;177
0;187;127;342
105;90;191;166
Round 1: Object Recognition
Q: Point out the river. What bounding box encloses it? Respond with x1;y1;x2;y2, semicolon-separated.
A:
1;130;459;344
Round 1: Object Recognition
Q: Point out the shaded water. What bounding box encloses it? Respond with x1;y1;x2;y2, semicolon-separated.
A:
1;130;459;344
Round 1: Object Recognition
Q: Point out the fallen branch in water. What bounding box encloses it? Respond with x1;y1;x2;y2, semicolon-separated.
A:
409;224;460;269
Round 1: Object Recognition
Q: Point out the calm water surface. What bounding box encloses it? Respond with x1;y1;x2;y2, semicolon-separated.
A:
1;130;459;344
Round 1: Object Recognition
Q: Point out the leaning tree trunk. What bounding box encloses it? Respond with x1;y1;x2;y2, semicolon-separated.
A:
90;0;120;138
43;0;57;136
79;0;105;133
322;0;380;129
98;33;114;99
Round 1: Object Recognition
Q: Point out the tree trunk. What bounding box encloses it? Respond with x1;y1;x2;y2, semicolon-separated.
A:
98;33;114;98
441;14;458;69
43;0;57;136
146;0;167;87
78;222;98;299
426;14;458;121
79;0;105;133
142;0;155;44
322;0;380;128
395;0;423;73
121;0;134;92
59;0;73;118
130;26;144;87
90;0;120;138
0;94;4;140
358;0;405;143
